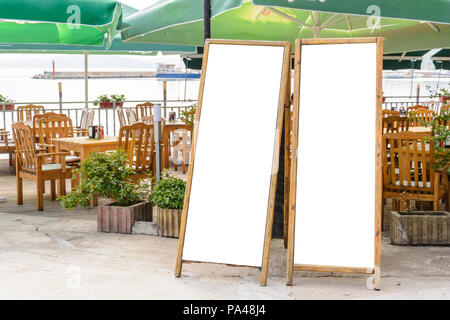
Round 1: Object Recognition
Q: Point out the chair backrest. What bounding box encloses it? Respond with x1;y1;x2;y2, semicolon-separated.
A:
136;102;154;119
11;121;37;171
407;105;429;114
117;122;154;172
409;109;435;127
32;112;59;130
383;116;409;134
382;132;434;194
17;104;45;121
79;108;95;130
126;108;138;125
382;109;400;117
84;109;95;130
117;107;129;127
37;114;74;145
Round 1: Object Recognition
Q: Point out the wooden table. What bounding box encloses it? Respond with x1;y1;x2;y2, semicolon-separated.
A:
162;122;187;169
52;136;118;191
52;136;118;163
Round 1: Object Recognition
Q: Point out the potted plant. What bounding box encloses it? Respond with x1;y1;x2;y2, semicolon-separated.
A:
179;103;196;133
0;94;15;110
110;94;125;108
151;173;186;238
426;85;450;104
59;150;153;234
391;113;450;245
93;94;126;109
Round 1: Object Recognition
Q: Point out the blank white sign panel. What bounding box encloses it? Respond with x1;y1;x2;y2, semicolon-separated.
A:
295;43;376;268
182;43;285;267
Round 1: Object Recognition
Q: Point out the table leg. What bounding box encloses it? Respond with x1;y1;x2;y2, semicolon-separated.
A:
163;128;170;169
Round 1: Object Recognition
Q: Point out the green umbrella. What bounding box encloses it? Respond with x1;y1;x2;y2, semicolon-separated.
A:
384;49;450;70
121;0;450;54
0;35;196;56
0;0;122;47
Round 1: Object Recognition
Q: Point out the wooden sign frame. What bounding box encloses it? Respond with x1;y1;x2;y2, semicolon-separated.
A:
286;38;383;289
175;39;292;286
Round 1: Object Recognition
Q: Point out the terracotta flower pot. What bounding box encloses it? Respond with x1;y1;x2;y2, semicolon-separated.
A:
100;101;113;109
0;103;14;110
97;201;153;234
114;101;124;108
156;207;182;238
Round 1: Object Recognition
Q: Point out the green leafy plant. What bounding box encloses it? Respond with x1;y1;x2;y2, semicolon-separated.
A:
151;173;186;210
426;84;450;100
110;94;125;102
0;94;13;103
59;150;151;209
93;94;126;106
179;103;196;130
416;110;450;174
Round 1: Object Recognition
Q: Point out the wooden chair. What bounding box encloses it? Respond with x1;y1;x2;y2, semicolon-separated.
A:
383;116;409;134
74;108;95;136
382;109;400;117
126;108;138;125
407;105;429;114
409;109;435;127
171;129;191;174
136;102;154;119
17;104;45;121
0;130;15;167
117;122;154;181
37;114;80;166
382;132;448;217
11;122;73;211
117;107;129;127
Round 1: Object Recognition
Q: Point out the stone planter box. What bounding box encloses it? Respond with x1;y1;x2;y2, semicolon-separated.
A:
98;201;152;234
156;207;182;238
390;211;450;245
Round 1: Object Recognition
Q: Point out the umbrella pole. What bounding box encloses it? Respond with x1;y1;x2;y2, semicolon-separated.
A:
204;0;211;41
84;51;88;108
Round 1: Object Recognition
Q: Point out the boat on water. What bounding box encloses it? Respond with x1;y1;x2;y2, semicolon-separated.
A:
155;63;200;79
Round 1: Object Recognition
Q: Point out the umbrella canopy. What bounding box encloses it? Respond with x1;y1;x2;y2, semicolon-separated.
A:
0;35;196;55
0;0;122;47
385;49;450;70
121;0;450;54
0;2;196;56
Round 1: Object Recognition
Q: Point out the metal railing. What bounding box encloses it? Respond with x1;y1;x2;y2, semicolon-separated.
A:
0;99;197;136
0;95;445;136
382;95;444;114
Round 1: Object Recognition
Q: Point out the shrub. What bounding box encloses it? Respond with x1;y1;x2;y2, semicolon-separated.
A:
59;150;151;209
151;173;186;210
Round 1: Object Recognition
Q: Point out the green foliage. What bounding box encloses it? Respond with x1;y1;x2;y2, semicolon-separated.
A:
110;94;125;102
416;110;450;174
59;150;151;209
0;94;13;103
151;173;186;210
93;94;125;106
179;103;196;129
426;84;450;99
